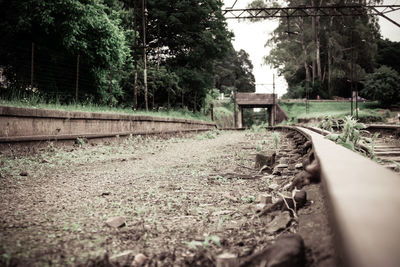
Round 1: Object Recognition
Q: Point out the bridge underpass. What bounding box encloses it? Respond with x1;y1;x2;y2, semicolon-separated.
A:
235;92;288;127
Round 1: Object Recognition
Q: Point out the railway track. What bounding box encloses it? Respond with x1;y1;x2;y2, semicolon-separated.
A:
272;125;400;267
367;125;400;171
1;124;399;266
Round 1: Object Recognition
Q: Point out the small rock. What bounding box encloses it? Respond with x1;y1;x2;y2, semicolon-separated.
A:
133;253;148;266
222;192;238;202
267;211;292;233
255;203;266;212
212;210;233;216
240;234;305;267
105;216;126;228
19;171;28;176
259;194;273;204
110;250;135;262
279;158;289;164
255;150;276;169
276;164;289;169
268;183;279;191
272;169;281;176
295;163;303;169
216;252;238;267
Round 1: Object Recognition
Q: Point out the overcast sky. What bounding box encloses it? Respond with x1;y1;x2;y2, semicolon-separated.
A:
222;0;400;97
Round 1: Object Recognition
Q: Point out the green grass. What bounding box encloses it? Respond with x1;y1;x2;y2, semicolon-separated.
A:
279;101;386;123
0;98;210;122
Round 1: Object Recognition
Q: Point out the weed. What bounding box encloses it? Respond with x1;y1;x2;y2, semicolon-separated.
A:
272;132;280;149
319;115;339;132
198;130;218;140
241;195;255;203
250;122;268;132
76;137;85;147
237;151;247;165
216;175;227;183
185;235;221;250
256;143;263;152
323;116;380;159
135;135;143;143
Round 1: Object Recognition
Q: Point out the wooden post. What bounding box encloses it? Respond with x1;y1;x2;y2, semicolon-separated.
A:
142;0;148;111
30;42;34;89
75;54;80;104
210;103;214;121
234;90;237;128
109;65;113;106
133;0;138;110
272;74;276;126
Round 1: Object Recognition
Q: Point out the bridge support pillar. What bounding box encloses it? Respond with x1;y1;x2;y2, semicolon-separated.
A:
269;104;276;126
238;107;243;128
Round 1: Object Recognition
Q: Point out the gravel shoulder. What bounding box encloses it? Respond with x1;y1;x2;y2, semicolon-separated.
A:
0;130;335;266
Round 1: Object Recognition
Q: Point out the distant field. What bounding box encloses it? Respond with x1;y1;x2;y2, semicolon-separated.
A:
279;101;389;123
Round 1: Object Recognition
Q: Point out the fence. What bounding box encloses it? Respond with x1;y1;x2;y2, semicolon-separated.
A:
0;41;117;105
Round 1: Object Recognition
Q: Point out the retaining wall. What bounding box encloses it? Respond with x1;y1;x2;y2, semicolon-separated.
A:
0;106;216;142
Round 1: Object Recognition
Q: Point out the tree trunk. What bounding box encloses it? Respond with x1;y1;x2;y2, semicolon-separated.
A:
194;90;197;112
133;0;138;110
152;82;155;110
167;89;170;111
142;0;148;112
182;90;184;109
327;16;334;98
316;0;322;81
300;18;311;89
311;0;316;85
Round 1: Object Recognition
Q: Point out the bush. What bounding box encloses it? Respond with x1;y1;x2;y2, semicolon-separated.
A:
361;66;400;107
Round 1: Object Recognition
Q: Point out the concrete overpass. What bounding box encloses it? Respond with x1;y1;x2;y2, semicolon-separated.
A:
235;93;288;127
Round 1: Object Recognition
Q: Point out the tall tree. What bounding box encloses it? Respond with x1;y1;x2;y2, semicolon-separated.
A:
214;47;256;94
249;0;382;99
0;0;130;104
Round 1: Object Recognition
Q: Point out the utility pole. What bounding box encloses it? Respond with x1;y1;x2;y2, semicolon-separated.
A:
350;28;354;117
30;42;34;89
142;0;148;112
273;74;276;126
109;65;113;106
75;54;80;104
133;0;138;110
234;88;237;128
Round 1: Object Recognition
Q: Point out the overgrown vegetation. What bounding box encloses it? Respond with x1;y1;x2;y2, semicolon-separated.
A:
280;101;387;123
248;0;400;108
361;65;400;107
0;98;210;121
319;115;379;159
0;0;256;113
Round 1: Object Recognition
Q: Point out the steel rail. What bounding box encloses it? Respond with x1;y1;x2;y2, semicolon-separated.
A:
270;125;400;267
295;126;400;267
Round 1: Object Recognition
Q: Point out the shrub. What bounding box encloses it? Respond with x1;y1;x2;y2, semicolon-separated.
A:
361;66;400;107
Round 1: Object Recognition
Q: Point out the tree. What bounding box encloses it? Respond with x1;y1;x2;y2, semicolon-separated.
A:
214;47;256;95
145;0;233;110
0;0;130;104
249;0;382;99
375;38;400;74
361;65;400;107
0;0;235;112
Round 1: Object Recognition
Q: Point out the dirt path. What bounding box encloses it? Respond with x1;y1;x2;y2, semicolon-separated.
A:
0;130;335;266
